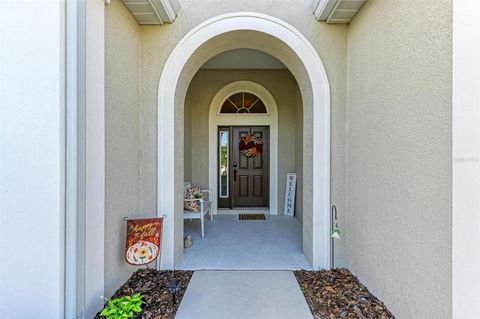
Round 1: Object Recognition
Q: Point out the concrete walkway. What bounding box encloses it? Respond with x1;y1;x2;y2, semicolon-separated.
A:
175;271;313;319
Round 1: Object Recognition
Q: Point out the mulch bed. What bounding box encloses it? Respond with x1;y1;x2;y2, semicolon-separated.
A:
295;268;395;319
95;268;192;319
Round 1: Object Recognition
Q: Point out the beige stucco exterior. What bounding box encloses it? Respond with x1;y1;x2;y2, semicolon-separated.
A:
104;0;453;316
2;0;471;317
346;1;452;318
105;0;142;296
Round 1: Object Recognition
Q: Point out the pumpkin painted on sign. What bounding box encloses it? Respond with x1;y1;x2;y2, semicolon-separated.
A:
125;218;162;266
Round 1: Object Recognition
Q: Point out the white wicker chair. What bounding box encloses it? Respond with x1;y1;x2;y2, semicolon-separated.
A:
184;186;213;238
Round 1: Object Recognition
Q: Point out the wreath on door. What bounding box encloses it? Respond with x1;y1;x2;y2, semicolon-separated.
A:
239;134;263;158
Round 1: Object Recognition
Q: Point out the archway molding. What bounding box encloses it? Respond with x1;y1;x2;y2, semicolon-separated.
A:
157;12;331;269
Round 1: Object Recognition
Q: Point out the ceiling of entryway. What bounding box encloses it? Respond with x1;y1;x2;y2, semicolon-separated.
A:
201;49;287;69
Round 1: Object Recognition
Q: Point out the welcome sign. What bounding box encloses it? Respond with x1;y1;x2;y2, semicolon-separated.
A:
125;218;162;266
284;173;297;217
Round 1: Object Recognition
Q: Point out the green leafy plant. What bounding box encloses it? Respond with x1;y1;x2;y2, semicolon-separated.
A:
99;293;144;319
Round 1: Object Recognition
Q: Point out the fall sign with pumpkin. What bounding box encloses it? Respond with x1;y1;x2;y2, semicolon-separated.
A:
125;218;162;266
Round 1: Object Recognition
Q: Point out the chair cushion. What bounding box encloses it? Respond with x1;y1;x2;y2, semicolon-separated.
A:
184;186;203;211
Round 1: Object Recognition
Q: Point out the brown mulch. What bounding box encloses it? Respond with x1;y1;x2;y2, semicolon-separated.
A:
294;268;395;319
95;268;193;319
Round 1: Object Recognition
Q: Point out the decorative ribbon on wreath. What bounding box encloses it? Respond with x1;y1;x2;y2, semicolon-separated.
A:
125;218;162;266
239;134;263;158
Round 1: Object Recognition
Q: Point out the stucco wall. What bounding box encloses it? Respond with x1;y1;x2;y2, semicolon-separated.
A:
105;0;142;297
139;0;348;267
184;91;192;181
185;69;301;216
346;1;452;318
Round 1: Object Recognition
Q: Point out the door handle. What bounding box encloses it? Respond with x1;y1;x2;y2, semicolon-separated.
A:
234;169;237;182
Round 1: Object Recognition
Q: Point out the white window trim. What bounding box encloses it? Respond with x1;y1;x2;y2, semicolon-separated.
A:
208;81;279;215
219;89;270;115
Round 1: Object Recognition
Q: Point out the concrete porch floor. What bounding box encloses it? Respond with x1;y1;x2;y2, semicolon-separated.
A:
176;214;312;270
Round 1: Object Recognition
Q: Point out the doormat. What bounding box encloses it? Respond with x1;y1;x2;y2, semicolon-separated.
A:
239;214;266;221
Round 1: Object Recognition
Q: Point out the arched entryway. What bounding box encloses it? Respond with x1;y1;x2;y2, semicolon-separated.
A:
157;12;331;270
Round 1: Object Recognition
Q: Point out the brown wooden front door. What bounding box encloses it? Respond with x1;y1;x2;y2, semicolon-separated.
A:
232;126;269;207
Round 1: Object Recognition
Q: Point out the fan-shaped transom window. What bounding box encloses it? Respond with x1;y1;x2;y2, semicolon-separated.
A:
220;92;267;114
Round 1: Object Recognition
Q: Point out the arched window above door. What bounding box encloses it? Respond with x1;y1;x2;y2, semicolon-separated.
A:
220;92;267;114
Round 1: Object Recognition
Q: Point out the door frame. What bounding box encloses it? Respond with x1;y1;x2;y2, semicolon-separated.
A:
209;81;278;215
218;126;270;209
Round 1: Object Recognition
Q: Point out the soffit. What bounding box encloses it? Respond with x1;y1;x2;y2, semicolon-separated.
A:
312;0;366;24
121;0;180;25
119;0;366;26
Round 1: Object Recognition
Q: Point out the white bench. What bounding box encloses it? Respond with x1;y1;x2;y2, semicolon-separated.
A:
184;187;213;238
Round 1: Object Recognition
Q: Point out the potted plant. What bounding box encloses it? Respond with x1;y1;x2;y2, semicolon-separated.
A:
99;293;145;319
